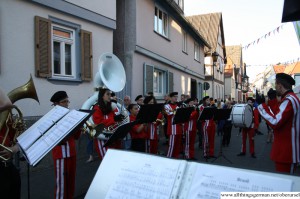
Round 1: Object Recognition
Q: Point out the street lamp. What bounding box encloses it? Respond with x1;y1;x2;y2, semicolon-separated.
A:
211;52;219;99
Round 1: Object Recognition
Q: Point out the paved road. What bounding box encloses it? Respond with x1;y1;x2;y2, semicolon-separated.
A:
19;121;299;199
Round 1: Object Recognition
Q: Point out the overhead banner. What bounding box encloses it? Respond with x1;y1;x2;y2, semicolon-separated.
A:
293;21;300;46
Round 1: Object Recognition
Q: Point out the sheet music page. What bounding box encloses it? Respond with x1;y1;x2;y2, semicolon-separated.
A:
17;106;69;150
23;109;89;166
85;149;186;199
104;153;185;199
185;163;293;199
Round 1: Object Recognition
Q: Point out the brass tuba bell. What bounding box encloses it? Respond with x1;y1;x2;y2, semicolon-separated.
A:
0;75;39;161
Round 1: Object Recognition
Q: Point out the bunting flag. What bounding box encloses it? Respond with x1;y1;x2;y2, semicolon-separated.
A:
246;57;300;67
242;24;286;50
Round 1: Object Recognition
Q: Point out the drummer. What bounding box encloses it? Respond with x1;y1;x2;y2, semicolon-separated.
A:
237;97;259;158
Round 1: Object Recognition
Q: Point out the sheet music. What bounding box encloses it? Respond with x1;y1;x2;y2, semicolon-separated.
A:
104;153;185;199
185;163;293;199
17;106;69;150
85;149;186;199
17;108;90;166
85;150;300;199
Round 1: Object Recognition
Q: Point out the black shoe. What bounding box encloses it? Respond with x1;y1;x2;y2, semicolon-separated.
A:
251;154;257;158
204;156;210;159
209;155;217;158
237;152;246;156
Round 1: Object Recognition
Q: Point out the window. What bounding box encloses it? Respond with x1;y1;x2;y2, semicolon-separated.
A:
154;7;168;38
35;16;92;81
194;42;200;61
153;69;164;95
144;64;173;97
52;25;75;78
182;31;187;53
174;0;184;10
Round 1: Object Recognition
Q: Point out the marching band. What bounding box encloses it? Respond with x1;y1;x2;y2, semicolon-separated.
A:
0;62;299;198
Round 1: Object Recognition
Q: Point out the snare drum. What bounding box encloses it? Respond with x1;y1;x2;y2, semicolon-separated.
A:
231;104;253;128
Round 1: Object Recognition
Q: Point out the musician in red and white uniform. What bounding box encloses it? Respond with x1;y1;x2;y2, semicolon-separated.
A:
164;92;182;158
183;98;199;160
143;95;163;154
92;88;123;160
257;73;300;174
237;97;259;158
198;96;216;159
50;91;81;199
128;104;147;152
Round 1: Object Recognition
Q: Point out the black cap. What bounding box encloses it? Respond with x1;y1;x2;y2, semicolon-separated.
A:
276;73;295;85
50;91;68;103
169;92;178;97
184;98;193;104
135;95;143;101
202;96;209;101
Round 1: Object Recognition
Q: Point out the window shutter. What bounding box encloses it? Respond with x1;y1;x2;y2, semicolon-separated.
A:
35;16;51;78
81;29;93;81
144;64;153;95
168;71;174;93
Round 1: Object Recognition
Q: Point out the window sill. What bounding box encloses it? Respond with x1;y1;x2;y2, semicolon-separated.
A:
153;30;170;42
193;58;201;64
182;51;188;55
47;77;83;84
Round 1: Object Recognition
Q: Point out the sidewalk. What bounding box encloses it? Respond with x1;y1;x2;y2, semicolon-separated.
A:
20;121;299;199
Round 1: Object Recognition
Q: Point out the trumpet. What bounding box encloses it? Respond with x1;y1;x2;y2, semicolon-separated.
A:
153;119;165;126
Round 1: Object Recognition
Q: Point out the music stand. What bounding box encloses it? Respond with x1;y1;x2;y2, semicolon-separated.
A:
198;107;215;121
104;104;163;147
211;108;233;164
172;107;195;124
104;121;137;147
136;104;163;124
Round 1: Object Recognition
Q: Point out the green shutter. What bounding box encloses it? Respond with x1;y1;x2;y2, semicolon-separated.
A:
35;16;51;78
144;64;153;95
80;29;93;81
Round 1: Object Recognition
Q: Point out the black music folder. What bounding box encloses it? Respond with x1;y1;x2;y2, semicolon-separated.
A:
173;107;195;124
213;108;232;121
198;107;215;120
135;103;163;124
104;121;136;147
199;107;232;121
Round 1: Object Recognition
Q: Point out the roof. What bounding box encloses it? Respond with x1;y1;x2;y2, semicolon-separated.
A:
284;62;296;75
225;46;242;66
292;62;300;74
273;64;286;74
284;62;300;75
225;45;242;67
186;12;224;54
224;64;234;77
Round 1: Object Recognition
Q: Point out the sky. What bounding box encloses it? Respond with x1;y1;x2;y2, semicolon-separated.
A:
184;0;300;82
